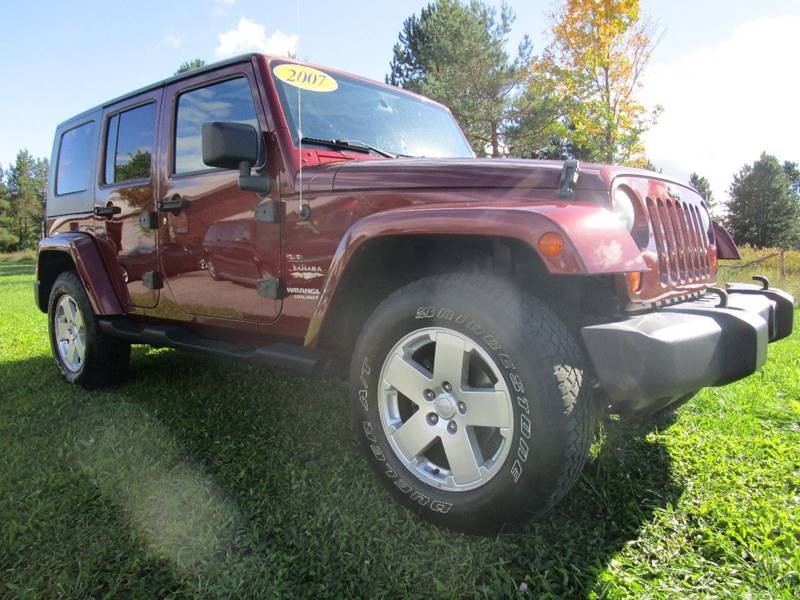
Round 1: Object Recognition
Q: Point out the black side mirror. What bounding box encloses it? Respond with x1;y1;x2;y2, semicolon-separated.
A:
201;121;271;195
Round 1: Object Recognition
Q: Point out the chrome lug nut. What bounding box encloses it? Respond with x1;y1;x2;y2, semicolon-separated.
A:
447;421;457;434
457;401;467;414
424;389;436;401
442;381;453;393
427;413;439;425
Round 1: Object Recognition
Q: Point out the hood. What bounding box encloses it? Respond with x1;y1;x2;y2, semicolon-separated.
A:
296;156;693;198
325;158;610;194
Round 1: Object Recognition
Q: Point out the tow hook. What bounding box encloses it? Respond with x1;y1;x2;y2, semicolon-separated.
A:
707;287;729;308
752;275;770;290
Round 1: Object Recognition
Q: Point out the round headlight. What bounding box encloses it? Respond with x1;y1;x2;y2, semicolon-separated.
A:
613;188;636;232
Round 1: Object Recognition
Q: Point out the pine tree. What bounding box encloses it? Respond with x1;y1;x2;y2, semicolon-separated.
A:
0;163;13;251
725;152;800;249
689;172;715;211
5;150;47;251
175;59;206;75
388;0;532;156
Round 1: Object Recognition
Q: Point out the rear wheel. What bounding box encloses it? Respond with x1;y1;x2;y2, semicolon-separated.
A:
350;273;597;532
48;271;130;389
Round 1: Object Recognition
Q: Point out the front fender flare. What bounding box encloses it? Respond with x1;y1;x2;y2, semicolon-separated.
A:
305;203;647;347
37;233;125;315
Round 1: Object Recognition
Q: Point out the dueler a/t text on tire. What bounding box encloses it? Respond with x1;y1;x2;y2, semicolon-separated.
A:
47;271;130;389
350;273;597;533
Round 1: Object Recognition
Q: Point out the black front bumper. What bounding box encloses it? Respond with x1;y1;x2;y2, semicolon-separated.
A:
581;284;795;414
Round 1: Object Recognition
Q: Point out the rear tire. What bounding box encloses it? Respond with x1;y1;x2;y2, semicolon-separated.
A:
48;271;130;389
350;273;597;533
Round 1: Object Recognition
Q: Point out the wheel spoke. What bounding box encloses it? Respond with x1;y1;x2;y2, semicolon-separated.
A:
65;299;78;324
391;410;437;459
460;388;513;428
442;429;482;485
432;331;466;387
65;341;77;366
383;353;432;404
55;318;69;341
74;334;86;360
72;304;84;329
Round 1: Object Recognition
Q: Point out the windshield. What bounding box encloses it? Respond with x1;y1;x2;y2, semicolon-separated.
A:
271;62;473;158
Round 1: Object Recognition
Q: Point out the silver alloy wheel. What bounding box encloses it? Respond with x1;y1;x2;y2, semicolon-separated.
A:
378;327;514;492
54;294;86;373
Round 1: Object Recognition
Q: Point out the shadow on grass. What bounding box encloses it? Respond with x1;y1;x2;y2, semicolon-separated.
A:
2;348;683;597
0;260;36;277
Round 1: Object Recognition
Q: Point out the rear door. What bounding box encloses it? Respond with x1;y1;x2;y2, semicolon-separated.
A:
156;63;281;323
93;91;162;308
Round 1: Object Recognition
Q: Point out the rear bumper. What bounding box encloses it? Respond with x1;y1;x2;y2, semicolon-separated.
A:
581;284;795;414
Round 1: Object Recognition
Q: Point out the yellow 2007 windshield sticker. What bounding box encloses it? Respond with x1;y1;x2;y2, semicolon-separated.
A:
273;64;338;92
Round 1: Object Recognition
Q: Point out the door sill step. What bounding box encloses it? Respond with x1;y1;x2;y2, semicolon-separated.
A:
99;317;320;376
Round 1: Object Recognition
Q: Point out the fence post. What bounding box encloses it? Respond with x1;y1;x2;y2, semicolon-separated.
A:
779;248;786;279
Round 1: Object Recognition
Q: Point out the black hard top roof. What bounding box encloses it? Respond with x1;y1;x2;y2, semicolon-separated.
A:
59;53;261;128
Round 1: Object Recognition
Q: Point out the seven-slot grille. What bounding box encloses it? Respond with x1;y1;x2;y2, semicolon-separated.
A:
645;196;711;284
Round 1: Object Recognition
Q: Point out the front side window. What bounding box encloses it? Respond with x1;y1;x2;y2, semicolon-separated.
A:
174;77;260;174
104;102;156;184
56;121;95;195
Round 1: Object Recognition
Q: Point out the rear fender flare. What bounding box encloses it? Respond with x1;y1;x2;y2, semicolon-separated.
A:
305;203;647;347
37;233;125;315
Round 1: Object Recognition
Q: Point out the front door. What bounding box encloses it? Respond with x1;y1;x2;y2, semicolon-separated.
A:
94;91;162;309
156;64;281;323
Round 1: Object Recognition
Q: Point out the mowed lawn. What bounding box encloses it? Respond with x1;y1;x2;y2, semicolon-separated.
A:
1;256;798;599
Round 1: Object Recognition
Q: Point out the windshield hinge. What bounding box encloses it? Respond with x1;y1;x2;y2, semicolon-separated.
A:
558;159;581;199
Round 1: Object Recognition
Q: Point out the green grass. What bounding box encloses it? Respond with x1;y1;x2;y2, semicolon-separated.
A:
718;247;800;298
1;256;798;599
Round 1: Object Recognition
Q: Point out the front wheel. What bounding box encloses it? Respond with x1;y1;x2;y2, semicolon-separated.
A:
350;273;597;533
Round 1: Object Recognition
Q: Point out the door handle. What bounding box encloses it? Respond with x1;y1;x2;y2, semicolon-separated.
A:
94;204;121;218
157;194;188;214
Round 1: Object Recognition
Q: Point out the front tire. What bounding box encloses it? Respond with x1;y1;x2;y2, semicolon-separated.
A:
350;273;597;533
48;271;130;389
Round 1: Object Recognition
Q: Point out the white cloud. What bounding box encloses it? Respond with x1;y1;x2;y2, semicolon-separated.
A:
160;33;184;49
215;17;298;58
212;0;236;17
641;15;800;207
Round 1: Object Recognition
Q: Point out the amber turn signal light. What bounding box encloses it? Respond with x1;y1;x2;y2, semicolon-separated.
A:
625;271;643;293
538;232;564;257
710;252;718;272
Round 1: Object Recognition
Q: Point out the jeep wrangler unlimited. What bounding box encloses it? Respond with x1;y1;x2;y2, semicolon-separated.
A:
36;54;794;533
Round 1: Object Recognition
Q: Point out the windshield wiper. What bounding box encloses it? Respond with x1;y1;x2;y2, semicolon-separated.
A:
300;137;397;158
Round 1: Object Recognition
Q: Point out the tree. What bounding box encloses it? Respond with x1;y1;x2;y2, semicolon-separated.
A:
725;152;800;249
535;0;661;166
689;172;715;210
0;163;13;251
388;0;533;156
175;59;206;75
783;161;800;195
2;150;48;252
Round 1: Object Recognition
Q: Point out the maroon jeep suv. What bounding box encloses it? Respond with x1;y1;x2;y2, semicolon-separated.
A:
36;53;794;532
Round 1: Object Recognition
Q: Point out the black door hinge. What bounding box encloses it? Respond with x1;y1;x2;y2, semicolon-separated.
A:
254;199;280;223
142;271;163;290
139;211;158;229
256;277;283;299
94;204;121;218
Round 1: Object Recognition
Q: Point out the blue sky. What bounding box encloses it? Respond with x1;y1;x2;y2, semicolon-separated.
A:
1;0;798;202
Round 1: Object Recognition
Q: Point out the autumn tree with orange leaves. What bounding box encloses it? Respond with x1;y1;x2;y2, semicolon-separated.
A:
535;0;661;166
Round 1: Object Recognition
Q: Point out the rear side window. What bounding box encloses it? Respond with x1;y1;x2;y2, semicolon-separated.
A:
174;77;259;174
56;121;95;195
105;103;156;184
